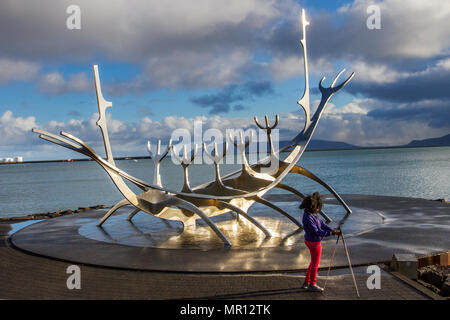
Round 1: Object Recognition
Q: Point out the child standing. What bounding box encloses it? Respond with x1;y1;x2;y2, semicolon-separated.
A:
300;192;341;292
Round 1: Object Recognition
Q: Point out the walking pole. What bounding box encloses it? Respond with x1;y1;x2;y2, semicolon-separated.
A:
323;234;340;292
340;230;360;298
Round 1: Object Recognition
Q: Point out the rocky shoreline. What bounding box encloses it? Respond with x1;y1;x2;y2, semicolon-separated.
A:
0;204;108;222
418;265;450;297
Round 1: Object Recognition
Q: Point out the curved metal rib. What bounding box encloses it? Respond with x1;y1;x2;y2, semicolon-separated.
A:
290;165;352;215
93;65;114;165
274;183;332;222
297;8;311;131
98;199;130;227
126;207;141;221
275;183;305;199
171;197;231;246
217;200;271;237
251;196;303;229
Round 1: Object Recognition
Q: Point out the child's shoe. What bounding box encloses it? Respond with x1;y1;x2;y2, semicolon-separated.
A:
301;282;309;289
307;284;324;292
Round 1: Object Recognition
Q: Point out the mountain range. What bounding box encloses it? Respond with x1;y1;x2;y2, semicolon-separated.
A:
280;133;450;150
405;134;450;148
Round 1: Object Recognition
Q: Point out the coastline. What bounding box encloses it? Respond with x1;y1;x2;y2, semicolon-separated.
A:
0;204;108;222
2;145;449;165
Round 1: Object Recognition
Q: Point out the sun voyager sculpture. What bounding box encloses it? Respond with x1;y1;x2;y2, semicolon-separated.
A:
33;10;354;246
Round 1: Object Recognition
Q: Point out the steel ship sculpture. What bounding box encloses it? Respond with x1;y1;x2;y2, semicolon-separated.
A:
33;10;354;246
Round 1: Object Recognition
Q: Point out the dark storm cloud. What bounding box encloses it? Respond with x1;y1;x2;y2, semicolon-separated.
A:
189;81;275;114
367;100;450;129
0;0;288;90
347;62;450;103
267;1;450;63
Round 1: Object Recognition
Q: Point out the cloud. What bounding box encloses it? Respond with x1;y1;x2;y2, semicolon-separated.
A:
266;0;450;80
328;99;369;115
0;0;449;92
189;81;275;114
367;99;450;128
0;0;449;156
0;110;37;145
142;50;268;91
270;55;334;81
0;58;40;84
309;0;450;62
312;98;450;146
37;72;91;94
0;0;293;91
2;94;446;161
350;60;408;84
2;0;448;104
347;58;450;102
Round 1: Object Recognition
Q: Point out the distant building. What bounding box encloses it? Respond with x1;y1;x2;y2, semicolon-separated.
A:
0;156;24;163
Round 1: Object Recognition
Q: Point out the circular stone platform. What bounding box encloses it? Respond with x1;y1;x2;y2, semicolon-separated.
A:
9;194;450;272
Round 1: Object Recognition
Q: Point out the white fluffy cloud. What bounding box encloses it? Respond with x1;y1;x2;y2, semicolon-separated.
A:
0;110;37;145
350;61;407;84
328;99;370;115
37;72;91;94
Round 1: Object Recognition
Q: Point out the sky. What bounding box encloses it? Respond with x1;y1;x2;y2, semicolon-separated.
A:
0;0;449;160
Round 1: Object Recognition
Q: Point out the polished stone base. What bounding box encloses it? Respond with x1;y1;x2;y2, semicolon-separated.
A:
9;194;450;272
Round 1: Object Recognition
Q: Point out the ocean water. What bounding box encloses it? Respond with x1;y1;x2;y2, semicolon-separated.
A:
0;147;448;218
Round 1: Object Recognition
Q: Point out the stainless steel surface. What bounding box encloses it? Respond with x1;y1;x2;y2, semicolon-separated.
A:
80;203;374;250
32;9;354;246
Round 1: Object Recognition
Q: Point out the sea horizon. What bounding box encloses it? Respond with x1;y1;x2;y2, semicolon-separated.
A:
1;144;448;164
